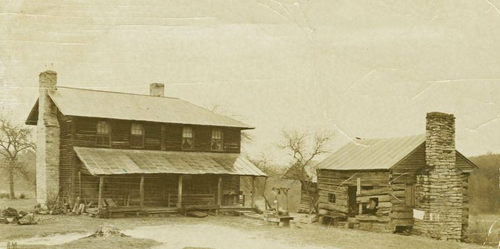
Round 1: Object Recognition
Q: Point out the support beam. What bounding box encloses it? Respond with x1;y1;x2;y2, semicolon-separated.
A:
276;189;280;216
177;175;183;208
251;176;256;208
78;171;82;197
217;176;223;207
161;125;166;151
140;175;145;210
357;177;362;215
98;176;104;209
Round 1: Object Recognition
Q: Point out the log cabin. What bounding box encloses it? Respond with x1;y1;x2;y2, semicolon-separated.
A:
26;70;266;216
315;112;477;241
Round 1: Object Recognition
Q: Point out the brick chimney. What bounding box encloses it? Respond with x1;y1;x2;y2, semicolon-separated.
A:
414;112;463;241
36;70;60;206
150;83;164;97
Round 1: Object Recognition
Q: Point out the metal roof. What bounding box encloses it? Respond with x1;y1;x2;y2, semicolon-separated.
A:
316;134;426;171
25;87;253;129
74;146;266;176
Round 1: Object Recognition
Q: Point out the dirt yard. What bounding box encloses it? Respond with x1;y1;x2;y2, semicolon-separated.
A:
0;199;495;249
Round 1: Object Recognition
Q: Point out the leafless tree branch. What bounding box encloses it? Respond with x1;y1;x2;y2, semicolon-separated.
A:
0;116;36;199
279;128;334;213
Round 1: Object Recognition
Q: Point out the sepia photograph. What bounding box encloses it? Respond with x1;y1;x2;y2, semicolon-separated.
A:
1;1;500;248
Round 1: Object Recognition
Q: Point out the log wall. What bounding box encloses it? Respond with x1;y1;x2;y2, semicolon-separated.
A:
317;170;390;219
57;115;243;200
72;117;241;153
79;171;241;207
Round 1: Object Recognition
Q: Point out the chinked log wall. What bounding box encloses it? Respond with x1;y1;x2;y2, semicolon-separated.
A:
318;171;391;213
389;143;426;227
57;114;242;201
318;169;419;233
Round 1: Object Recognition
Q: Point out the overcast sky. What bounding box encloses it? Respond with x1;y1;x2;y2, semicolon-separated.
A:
1;0;500;162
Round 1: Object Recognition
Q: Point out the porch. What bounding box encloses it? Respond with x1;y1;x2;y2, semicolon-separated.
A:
73;147;266;217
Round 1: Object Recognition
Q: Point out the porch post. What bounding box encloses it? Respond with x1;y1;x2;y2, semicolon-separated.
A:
357;177;362;215
177;175;183;208
98;176;104;209
251;176;256;208
78;171;82;197
140;175;145;210
217;176;222;207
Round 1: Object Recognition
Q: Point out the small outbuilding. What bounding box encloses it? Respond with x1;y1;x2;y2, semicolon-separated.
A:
315;112;477;241
283;161;318;213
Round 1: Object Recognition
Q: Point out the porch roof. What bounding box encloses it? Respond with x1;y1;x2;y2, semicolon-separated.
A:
74;147;266;177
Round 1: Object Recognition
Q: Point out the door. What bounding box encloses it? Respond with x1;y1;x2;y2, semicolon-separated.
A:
348;186;358;217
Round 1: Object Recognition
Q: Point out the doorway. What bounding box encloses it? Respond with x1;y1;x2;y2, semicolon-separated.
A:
347;186;358;216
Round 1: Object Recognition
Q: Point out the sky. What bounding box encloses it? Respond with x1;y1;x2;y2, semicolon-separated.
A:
1;0;500;163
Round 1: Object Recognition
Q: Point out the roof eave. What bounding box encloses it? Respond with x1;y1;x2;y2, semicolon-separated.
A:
25;99;39;126
456;151;480;170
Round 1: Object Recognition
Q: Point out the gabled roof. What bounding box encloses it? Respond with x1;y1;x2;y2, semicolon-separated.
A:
316;134;479;171
74;147;266;176
25;87;253;129
283;161;318;183
317;134;426;171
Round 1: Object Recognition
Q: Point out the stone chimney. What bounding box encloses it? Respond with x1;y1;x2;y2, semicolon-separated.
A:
414;112;463;241
150;83;164;97
425;112;456;169
36;70;60;206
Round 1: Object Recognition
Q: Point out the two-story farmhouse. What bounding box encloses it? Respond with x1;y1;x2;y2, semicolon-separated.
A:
26;70;265;216
315;112;477;241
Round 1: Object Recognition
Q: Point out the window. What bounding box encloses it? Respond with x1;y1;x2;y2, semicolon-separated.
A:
96;121;111;146
182;127;194;150
130;123;145;148
328;193;336;203
363;197;379;215
211;129;224;151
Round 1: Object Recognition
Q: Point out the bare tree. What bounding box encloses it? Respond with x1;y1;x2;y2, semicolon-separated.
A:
0;117;36;199
247;152;275;210
279;129;334;213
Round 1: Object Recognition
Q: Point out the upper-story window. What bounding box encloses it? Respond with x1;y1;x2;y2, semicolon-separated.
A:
96;121;111;146
182;127;194;150
130;123;145;148
211;129;223;151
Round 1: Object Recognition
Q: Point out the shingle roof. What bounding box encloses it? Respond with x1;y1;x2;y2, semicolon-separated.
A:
316;134;426;171
25;87;253;129
74;146;266;176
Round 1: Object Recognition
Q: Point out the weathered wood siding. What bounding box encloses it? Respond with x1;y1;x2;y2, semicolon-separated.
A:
389;143;425;227
300;183;317;212
58;112;75;200
57;115;243;201
72;117;241;153
317;170;390;214
78;170;240;207
461;173;470;238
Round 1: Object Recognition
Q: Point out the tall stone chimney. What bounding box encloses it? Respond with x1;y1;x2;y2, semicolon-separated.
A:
414;112;463;241
36;70;60;205
150;83;164;97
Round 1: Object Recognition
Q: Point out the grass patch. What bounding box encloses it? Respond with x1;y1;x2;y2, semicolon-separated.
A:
468;214;500;246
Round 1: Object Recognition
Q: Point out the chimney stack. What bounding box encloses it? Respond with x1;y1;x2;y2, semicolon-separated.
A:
414;112;463;241
425;112;456;169
150;83;165;97
36;70;60;206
